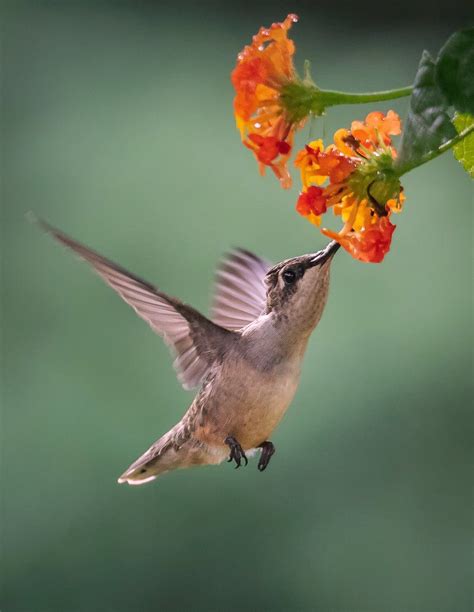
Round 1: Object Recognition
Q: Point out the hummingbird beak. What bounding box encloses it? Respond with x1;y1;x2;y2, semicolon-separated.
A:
307;240;340;267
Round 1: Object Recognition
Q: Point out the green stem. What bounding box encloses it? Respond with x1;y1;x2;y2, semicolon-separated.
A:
280;81;413;122
317;86;413;107
396;124;474;176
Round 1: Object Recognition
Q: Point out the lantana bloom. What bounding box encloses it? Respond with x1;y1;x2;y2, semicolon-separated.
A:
295;111;405;263
231;14;304;188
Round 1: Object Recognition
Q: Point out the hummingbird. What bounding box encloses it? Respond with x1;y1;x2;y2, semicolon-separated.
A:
36;218;339;485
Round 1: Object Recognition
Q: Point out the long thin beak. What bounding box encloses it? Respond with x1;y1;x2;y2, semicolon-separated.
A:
308;240;340;267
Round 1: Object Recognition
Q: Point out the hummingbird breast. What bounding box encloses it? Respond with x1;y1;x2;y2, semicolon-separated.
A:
191;344;305;451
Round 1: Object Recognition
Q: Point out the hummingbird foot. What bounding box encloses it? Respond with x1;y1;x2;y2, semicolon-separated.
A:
225;436;248;469
257;441;275;472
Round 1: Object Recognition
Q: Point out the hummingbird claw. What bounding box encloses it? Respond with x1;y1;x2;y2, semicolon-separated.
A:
225;436;248;469
257;441;275;472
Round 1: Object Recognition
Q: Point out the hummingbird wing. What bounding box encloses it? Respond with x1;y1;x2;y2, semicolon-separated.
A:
38;220;233;390
212;248;271;331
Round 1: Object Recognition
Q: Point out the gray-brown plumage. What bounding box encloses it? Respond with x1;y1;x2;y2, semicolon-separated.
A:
36;218;339;485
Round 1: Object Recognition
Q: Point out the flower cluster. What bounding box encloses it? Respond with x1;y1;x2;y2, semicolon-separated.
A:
232;16;407;263
295;111;404;263
231;14;302;188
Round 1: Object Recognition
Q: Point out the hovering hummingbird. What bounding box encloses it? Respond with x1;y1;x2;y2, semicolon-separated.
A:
36;218;339;485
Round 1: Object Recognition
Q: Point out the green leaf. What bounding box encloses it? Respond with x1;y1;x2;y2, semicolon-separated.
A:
395;51;456;174
436;29;474;115
453;114;474;177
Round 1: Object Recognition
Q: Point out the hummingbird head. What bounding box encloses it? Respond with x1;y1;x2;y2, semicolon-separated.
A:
265;240;340;335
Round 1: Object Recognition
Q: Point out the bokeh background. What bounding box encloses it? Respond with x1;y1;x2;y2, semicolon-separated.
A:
2;1;473;610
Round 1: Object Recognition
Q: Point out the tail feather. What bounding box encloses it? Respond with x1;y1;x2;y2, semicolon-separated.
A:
117;426;227;486
125;474;158;486
118;433;176;486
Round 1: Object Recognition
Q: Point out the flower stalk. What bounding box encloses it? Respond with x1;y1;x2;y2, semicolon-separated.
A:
316;85;413;107
396;123;474;176
281;82;413;118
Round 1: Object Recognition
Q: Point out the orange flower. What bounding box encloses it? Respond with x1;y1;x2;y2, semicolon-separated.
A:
296;186;328;225
231;14;303;188
322;216;396;264
296;140;356;187
334;110;401;157
351;110;401;151
295;111;404;263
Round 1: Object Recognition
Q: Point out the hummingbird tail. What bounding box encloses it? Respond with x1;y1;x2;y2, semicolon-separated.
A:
117;463;168;486
117;428;216;485
117;453;175;486
117;432;180;486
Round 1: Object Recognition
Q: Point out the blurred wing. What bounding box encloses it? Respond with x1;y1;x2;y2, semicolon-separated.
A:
212;248;271;331
39;220;232;390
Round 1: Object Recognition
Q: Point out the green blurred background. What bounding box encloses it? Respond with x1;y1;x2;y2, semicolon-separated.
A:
2;1;472;610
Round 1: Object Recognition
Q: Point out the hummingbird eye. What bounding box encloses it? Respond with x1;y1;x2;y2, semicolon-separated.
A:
282;268;297;285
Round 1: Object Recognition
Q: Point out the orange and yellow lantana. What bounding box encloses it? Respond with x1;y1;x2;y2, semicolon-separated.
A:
231;14;303;188
295;111;404;263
